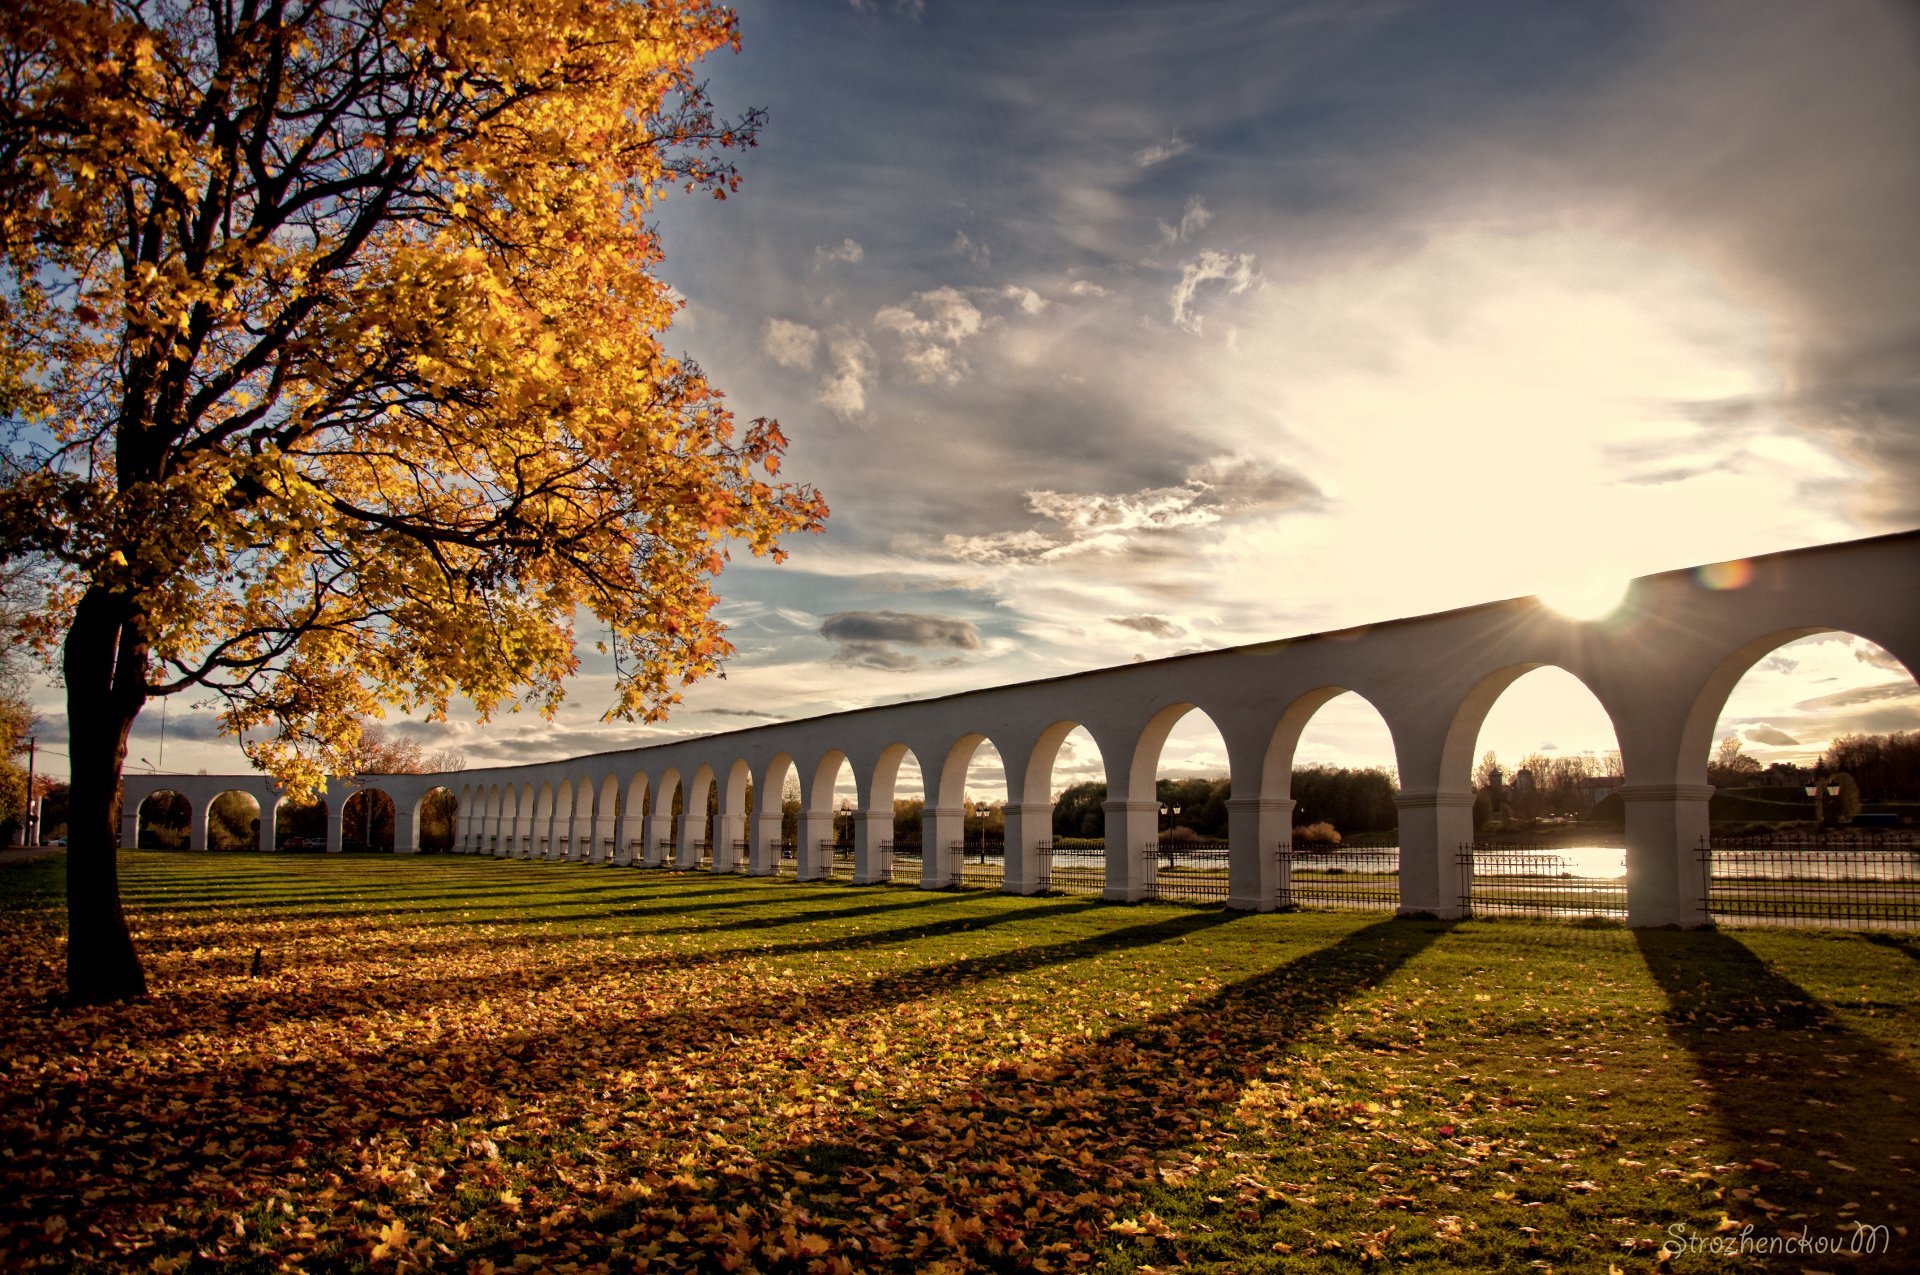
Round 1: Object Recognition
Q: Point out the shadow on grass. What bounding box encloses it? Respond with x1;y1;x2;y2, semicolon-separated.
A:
1635;928;1920;1259
467;916;1455;1271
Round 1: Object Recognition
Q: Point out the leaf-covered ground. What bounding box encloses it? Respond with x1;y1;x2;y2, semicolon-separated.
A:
2;852;1916;1273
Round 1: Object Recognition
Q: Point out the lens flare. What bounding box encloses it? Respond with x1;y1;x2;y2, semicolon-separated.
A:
1694;559;1754;590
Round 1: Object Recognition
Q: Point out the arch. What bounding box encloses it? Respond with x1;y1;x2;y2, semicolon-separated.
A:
653;768;683;866
753;753;798;875
595;772;621;862
516;783;536;855
206;790;260;852
1677;627;1918;788
455;783;473;849
683;764;717;867
1439;663;1633;793
342;787;397;852
274;795;328;851
1266;687;1401;837
135;789;191;850
717;758;753;870
1020;721;1111;897
415;786;457;852
567;773;594;860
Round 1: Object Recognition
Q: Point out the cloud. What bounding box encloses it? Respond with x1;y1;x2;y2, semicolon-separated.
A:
1135;133;1191;168
1001;285;1047;315
1856;642;1911;673
1157;195;1215;246
762;318;820;371
944;455;1319;565
1108;615;1181;639
874;286;989;385
813;238;864;267
817;334;874;419
1744;724;1801;746
1792;679;1920;714
1169;249;1257;332
953;230;990;266
1066;279;1111;299
820;610;983;672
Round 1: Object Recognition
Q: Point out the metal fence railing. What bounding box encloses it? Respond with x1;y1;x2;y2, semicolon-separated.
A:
771;840;798;878
881;840;921;884
1282;844;1401;911
1144;841;1232;903
1458;843;1628;920
1700;834;1919;931
825;842;857;882
1048;839;1106;895
951;841;1006;890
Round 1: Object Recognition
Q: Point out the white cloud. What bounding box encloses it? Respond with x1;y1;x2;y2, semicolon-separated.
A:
761;318;820;370
1002;285;1047;315
1067;279;1111;299
1135;133;1191;168
874;286;990;385
817;334;874;420
944;456;1317;565
1169;249;1257;332
1157;194;1215;246
813;237;865;267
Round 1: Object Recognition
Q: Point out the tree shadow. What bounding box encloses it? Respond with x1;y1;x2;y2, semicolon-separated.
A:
1635;928;1920;1255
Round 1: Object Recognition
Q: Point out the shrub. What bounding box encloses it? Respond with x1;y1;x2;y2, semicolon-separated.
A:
1294;821;1341;845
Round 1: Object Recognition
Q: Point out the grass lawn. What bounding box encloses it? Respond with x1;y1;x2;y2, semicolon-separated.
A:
2;851;1917;1272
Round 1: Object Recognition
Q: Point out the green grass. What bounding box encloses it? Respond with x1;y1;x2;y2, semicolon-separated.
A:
1;851;1917;1272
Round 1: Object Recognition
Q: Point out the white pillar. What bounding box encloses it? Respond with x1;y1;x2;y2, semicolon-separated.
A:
852;810;892;884
326;805;345;854
798;811;833;881
614;811;641;865
714;813;745;871
1102;799;1157;902
1622;783;1713;928
118;807;137;850
921;805;963;889
1003;801;1053;895
395;804;420;855
1394;790;1474;918
644;812;671;867
262;795;283;852
1227;796;1294;911
752;811;782;875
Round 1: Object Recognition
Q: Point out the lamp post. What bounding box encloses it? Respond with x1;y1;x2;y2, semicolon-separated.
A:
1805;762;1840;826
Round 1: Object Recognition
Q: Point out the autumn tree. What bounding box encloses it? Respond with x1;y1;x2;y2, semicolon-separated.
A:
0;0;826;1001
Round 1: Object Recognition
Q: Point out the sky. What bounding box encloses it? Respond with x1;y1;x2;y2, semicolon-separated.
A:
38;0;1920;796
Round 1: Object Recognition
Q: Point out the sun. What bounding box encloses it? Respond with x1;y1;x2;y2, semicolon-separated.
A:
1536;572;1631;622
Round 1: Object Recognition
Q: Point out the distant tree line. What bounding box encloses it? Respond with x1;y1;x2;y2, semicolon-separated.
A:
1046;768;1400;840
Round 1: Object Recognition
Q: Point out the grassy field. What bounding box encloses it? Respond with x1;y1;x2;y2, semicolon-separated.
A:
2;852;1917;1273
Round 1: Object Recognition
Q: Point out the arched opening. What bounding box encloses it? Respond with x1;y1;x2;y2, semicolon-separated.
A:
655;770;683;866
455;784;473;849
761;754;798;874
935;735;1011;889
719;759;752;871
1684;629;1920;927
1691;631;1919;825
275;796;327;851
1452;664;1628;918
870;744;925;882
205;790;261;851
342;788;396;852
533;781;556;857
1264;688;1403;911
567;774;595;860
1028;722;1109;895
1130;706;1232;902
807;751;856;881
623;772;649;862
595;773;621;862
516;783;536;856
136;790;190;850
417;786;457;852
683;766;717;868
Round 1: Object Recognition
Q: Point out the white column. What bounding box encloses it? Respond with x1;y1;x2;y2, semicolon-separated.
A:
118;806;138;850
752;811;783;875
394;804;420;854
853;810;892;884
1102;799;1157;902
797;811;833;881
714;813;745;871
1227;795;1294;912
921;805;963;889
262;796;283;852
614;810;641;865
1622;784;1713;928
325;805;345;854
1394;790;1474;918
1003;801;1053;895
644;812;672;867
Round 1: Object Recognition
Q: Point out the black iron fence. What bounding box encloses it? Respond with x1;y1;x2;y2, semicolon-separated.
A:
1458;842;1628;920
1700;833;1919;931
1143;840;1232;903
947;841;1006;890
824;841;857;882
1048;839;1106;895
882;839;921;884
771;840;798;878
1281;845;1401;911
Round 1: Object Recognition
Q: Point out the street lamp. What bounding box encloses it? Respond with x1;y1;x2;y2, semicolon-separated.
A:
1805;763;1840;825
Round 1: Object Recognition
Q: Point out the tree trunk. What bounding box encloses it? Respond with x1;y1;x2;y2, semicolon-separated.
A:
63;587;149;1003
